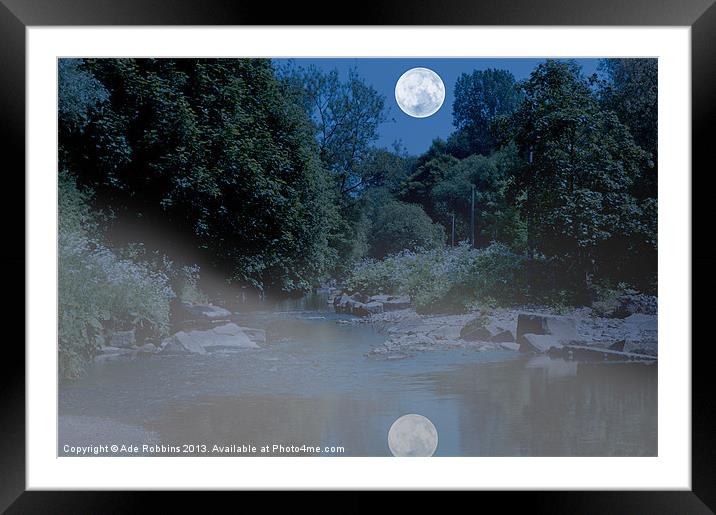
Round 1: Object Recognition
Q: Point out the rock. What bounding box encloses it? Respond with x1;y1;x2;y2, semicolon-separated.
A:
556;344;655;362
491;329;515;343
460;316;492;341
609;340;626;351
519;333;564;353
351;292;370;303
369;294;392;303
169;331;207;354
427;324;462;340
353;301;384;317
136;343;157;354
179;301;232;321
109;329;136;348
613;293;657;318
213;322;243;336
592;292;657;318
239;327;267;344
383;295;411;311
159;326;261;354
498;342;521;352
516;313;577;343
93;346;137;363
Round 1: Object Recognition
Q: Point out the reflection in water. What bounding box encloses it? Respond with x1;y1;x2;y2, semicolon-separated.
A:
59;296;657;457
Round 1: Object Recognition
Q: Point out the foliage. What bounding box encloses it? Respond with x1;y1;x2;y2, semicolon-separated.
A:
451;69;522;157
598;58;658;198
59;58;338;293
58;59;110;133
280;65;388;196
346;243;562;313
365;199;445;258
509;60;653;294
58;173;175;378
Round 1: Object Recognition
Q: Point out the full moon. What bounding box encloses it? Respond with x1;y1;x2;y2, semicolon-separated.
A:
395;68;445;118
388;414;439;457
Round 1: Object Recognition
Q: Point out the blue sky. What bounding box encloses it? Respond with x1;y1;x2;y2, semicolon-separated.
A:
273;58;601;156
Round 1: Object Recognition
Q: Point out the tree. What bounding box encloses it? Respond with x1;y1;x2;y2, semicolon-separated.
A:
510;60;652;291
366;200;445;258
281;65;388;196
430;145;525;249
451;69;522;157
59;58;338;293
599;58;658;199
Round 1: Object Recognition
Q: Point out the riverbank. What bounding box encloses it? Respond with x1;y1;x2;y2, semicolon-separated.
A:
344;306;657;361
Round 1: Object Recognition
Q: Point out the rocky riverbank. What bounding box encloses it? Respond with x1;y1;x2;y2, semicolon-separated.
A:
344;306;657;361
94;301;266;363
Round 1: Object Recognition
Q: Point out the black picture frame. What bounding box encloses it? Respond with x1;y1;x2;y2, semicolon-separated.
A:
1;0;712;511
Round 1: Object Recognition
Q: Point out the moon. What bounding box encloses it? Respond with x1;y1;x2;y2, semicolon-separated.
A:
388;414;438;457
395;68;445;118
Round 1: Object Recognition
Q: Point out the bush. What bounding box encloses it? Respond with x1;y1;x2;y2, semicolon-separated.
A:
59;174;175;378
367;200;445;258
346;242;565;313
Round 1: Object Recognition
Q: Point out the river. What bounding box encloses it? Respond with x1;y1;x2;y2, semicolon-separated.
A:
59;293;657;457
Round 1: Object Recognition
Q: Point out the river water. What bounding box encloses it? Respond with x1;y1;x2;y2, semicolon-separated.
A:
59;293;657;457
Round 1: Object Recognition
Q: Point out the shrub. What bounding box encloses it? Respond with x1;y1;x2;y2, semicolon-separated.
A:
58;174;175;378
367;200;445;258
346;242;564;313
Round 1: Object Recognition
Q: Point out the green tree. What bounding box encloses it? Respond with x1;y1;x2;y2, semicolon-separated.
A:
431;145;525;249
366;199;445;258
451;69;522;157
60;58;338;293
281;65;388;196
510;60;652;291
599;58;658;198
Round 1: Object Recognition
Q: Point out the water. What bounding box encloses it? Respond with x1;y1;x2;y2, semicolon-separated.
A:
59;294;657;456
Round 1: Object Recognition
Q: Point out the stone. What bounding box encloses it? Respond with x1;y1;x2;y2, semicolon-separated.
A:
109;329;136;348
516;313;577;342
427;324;462;340
460;316;493;341
369;294;392;303
498;342;521;352
491;329;515;343
213;322;243;336
179;301;232;321
519;333;564;353
609;340;626;351
353;301;384;317
558;344;655;362
159;326;261;354
136;343;157;354
172;331;208;354
382;295;411;311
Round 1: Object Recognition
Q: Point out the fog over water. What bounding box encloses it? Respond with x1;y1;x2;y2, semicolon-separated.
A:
59;293;656;457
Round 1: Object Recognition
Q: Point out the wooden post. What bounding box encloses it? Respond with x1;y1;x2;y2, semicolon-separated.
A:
470;184;475;248
451;213;455;247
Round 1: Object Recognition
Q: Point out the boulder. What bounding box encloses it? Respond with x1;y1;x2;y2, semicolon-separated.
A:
369;294;392;303
109;329;136;348
498;341;521;352
179;301;232;321
382;295;411;311
159;324;260;355
427;324;462;340
353;301;384;317
460;316;515;343
519;333;564;353
557;344;655;362
516;313;577;343
491;329;515;343
136;343;157;354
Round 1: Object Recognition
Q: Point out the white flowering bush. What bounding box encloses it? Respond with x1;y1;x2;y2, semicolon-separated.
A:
346;242;538;313
58;174;175;378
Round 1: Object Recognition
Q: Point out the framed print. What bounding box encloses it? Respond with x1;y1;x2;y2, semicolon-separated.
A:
2;0;713;510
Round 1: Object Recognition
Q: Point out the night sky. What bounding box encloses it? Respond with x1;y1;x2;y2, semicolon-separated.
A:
273;58;601;156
